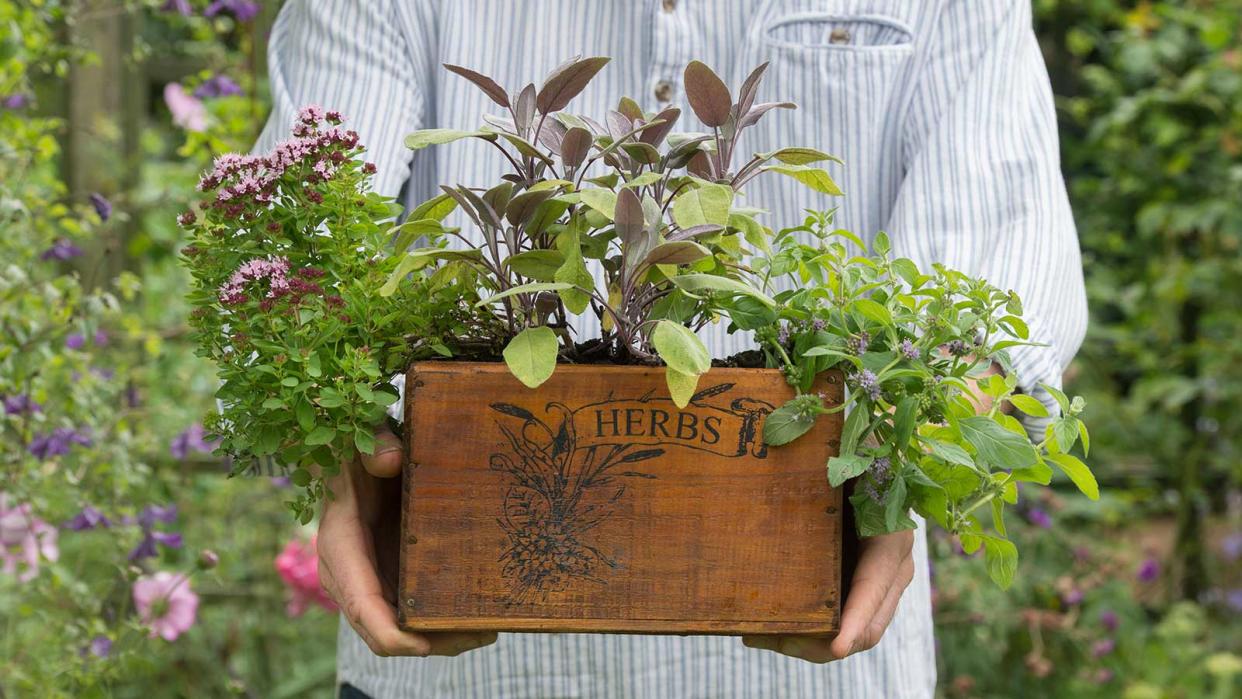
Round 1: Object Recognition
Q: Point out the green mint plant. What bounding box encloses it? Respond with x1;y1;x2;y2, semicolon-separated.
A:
181;107;499;521
749;215;1097;588
384;58;1097;588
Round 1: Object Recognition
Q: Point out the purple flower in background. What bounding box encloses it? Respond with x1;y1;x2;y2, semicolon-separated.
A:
204;0;260;22
1073;546;1092;564
128;505;182;561
193;74;243;99
3;394;41;415
270;475;291;488
164;83;207;132
1091;638;1116;658
128;530;184;561
1025;508;1052;529
1222;532;1242;562
1;93;30;110
170;423;218;459
66;506;111;531
40;238;83;262
138;504;178;529
65;334;86;350
93;329;109;346
1092;669;1114;684
85;635;112;659
28;427;92;459
1137;557;1161;583
1099;609;1119;632
160;0;193;15
89;192;112;221
1061;587;1084;606
1226;589;1242;614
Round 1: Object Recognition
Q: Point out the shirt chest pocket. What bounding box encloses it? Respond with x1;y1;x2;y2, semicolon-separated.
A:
762;12;915;54
730;5;917;239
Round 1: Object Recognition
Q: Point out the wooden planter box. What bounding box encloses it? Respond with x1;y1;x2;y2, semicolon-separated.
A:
398;362;845;636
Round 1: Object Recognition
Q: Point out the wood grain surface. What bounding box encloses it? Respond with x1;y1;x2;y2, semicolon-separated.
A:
399;362;844;636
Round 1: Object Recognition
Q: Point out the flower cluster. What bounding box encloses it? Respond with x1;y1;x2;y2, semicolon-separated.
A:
0;495;59;583
274;536;336;617
193;74;243;100
27;426;93;459
217;256;292;305
132;572;199;641
193;107;358;220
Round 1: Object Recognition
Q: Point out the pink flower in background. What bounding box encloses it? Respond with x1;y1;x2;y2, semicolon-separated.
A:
0;495;60;582
132;571;199;640
164;83;207;132
275;536;335;616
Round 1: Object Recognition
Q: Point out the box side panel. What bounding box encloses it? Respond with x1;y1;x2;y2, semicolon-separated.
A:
399;362;843;635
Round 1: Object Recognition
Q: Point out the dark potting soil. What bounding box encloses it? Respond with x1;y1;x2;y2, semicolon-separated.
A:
419;338;768;369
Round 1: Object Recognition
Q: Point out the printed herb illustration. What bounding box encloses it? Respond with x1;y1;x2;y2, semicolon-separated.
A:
183;58;1097;587
489;400;661;600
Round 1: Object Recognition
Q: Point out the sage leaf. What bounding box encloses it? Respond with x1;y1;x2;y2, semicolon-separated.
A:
652;320;711;376
669;273;775;307
443;63;510;108
758;147;842;166
665;367;700;409
505;250;565;281
404;128;493;150
762;164;843;196
683;60;732;127
579;188;617;220
503;326;559;389
642;241;711;267
537;56;611;113
671;183;733;228
475;281;573;308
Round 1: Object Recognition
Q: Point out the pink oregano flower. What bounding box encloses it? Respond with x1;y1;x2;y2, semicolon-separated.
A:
0;494;59;582
219;255;292;305
132;571;199;641
275;535;336;617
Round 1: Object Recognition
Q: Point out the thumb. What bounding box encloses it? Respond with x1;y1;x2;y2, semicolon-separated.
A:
359;424;404;478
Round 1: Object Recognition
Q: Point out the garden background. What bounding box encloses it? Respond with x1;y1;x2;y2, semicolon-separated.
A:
1;1;1239;696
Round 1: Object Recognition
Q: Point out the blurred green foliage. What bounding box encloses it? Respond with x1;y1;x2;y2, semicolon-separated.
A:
1041;0;1241;595
932;1;1242;696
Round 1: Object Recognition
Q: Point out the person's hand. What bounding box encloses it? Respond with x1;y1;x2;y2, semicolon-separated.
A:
741;529;915;662
317;423;499;657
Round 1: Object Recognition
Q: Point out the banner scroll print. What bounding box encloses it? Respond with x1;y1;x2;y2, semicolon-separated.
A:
488;383;775;601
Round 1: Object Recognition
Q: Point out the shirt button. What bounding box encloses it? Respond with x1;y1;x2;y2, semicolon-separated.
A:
829;28;851;44
654;80;674;103
662;0;677;11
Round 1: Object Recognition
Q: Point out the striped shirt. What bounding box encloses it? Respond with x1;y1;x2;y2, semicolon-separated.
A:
256;1;1087;697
